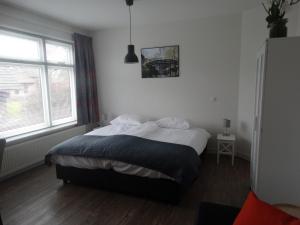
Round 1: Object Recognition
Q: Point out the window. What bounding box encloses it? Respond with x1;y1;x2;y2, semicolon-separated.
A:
0;29;77;138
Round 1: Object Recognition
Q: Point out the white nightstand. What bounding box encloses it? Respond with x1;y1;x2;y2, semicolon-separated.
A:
217;134;236;166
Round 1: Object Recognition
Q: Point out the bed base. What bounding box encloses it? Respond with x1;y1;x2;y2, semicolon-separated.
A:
56;165;185;204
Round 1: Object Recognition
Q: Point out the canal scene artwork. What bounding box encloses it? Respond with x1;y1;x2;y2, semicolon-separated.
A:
141;45;179;78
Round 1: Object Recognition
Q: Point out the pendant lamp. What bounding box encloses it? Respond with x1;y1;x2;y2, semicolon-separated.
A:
124;0;139;63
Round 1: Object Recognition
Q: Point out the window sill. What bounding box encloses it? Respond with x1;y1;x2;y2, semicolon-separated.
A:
5;121;78;147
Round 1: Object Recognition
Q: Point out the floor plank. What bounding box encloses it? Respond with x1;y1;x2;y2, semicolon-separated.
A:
0;154;249;225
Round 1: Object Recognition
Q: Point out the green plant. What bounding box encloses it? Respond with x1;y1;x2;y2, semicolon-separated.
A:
262;0;300;27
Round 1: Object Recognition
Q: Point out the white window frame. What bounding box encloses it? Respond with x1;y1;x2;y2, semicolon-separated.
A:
0;27;77;140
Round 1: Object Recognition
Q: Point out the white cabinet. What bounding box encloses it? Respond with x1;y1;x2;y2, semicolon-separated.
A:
251;37;300;205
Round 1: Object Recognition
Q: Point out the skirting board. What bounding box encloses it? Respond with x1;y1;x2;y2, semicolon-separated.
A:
0;160;44;182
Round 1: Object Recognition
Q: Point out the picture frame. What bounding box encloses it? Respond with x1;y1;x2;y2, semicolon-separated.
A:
141;45;179;78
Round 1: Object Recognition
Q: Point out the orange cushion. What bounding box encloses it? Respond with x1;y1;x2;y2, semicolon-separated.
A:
233;192;300;225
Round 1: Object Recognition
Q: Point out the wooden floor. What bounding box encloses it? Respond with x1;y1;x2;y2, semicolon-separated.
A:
0;155;249;225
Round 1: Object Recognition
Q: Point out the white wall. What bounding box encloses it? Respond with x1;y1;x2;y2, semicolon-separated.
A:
237;5;300;158
237;8;268;159
93;14;242;150
0;4;90;178
298;6;300;33
0;3;90;41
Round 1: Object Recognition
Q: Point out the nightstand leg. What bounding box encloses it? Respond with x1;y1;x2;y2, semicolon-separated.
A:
217;142;220;165
232;144;235;166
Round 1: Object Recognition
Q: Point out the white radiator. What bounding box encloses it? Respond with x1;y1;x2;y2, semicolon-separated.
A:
1;125;87;178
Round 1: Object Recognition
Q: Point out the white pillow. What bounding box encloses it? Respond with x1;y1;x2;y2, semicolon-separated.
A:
110;114;147;126
156;117;190;130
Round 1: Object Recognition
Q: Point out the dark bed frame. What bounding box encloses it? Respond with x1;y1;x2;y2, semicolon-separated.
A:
56;165;184;203
56;148;207;204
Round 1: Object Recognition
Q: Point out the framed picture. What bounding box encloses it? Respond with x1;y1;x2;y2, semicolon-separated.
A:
141;45;179;78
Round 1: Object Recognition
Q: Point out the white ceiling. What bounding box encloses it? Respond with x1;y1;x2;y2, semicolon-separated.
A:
2;0;260;31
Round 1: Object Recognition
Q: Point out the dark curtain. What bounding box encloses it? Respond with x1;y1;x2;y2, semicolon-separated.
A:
73;33;100;125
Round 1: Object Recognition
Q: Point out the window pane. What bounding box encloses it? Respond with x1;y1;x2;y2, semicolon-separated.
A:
0;63;46;136
48;67;74;122
0;31;43;61
46;41;73;65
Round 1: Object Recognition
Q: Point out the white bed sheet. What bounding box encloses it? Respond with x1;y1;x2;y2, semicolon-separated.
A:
51;122;211;180
52;155;174;180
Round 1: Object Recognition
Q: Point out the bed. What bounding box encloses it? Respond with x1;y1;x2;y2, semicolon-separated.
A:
45;119;210;203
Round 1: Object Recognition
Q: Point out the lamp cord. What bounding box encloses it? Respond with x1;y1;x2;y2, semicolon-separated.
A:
129;5;132;44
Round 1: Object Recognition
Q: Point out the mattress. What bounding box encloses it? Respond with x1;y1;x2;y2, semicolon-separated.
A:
50;122;211;181
52;155;174;180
